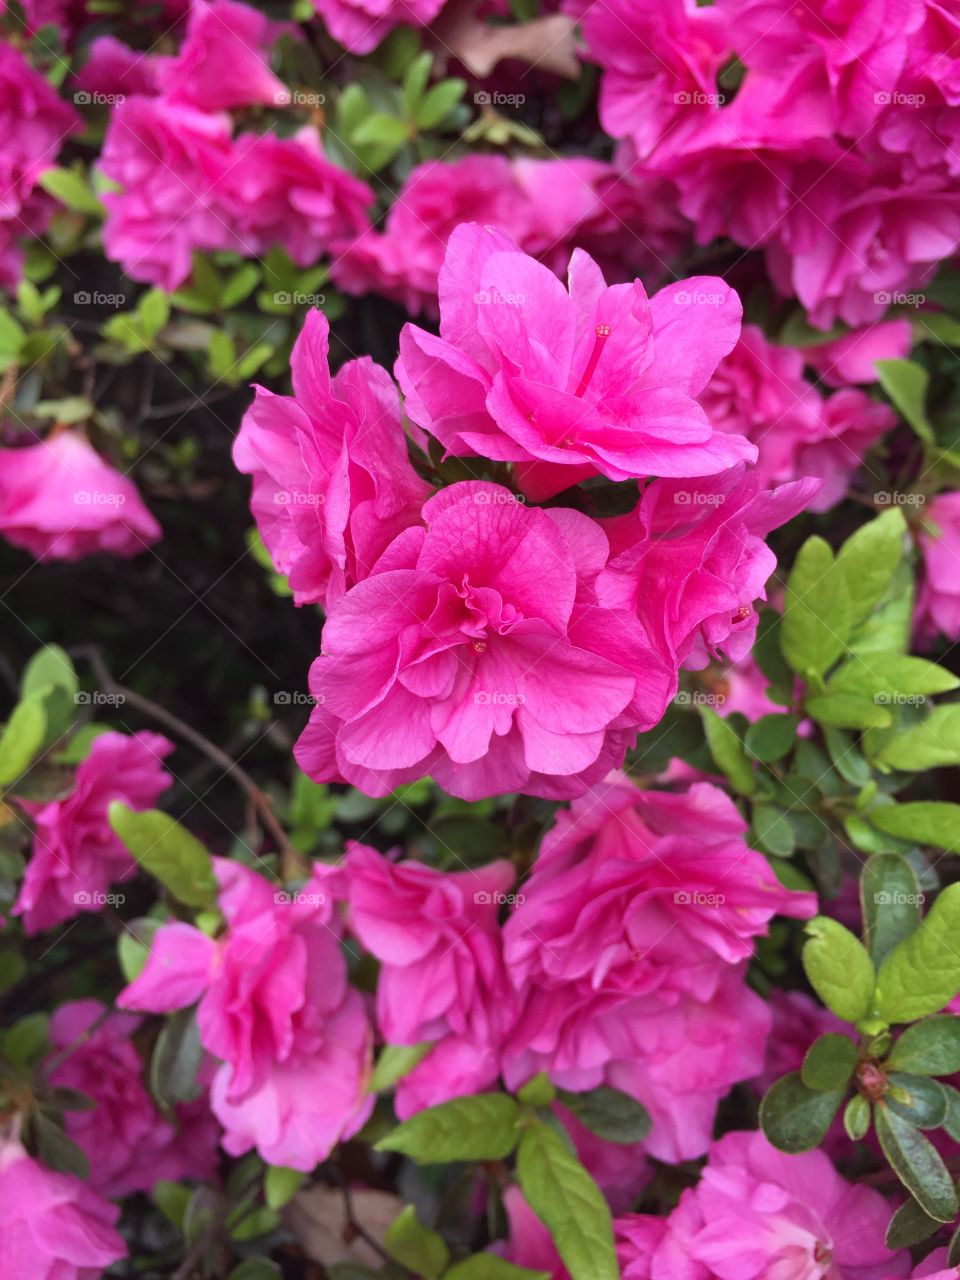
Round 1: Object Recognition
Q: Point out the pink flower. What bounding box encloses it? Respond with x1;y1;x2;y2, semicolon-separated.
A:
312;0;447;54
803;320;912;387
0;431;161;562
796;388;893;511
157;0;287;111
716;655;783;724
911;1250;958;1280
74;35;161;100
616;1130;908;1279
498;1186;567;1279
118;858;373;1171
233;309;430;609
346;841;516;1115
598;465;820;670
13;731;173;935
294;480;676;802
47;999;219;1197
396;223;752;503
916;491;960;643
0;45;80;287
502;777;816;1160
0;1138;127;1280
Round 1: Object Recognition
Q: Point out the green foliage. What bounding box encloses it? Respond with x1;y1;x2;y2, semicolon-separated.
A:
375;1093;522;1162
108;803;218;906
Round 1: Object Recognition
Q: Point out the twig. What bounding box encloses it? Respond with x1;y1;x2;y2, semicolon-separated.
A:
74;646;307;877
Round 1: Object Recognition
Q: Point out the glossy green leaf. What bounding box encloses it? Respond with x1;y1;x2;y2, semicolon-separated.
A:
802;916;875;1023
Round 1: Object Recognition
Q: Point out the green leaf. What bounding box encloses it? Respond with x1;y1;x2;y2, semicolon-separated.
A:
942;1083;960;1142
516;1121;619;1280
37;165;105;216
221;264;261;308
208;330;236;379
375;1093;521;1163
556;1087;651;1144
352;112;410;149
800;1034;858;1091
759;1072;845;1153
888;1017;960;1075
402;50;433;113
138;289;170;338
228;1261;282;1280
264;1165;304;1210
4;1012;49;1067
874;883;960;1022
827;655;958;699
417;78;467;128
869;802;960;852
117;917;160;982
860;855;922;965
875;705;960;771
153;1180;192;1228
843;1094;871;1141
699;707;755;794
31;1113;89;1178
385;1206;449;1280
885;1073;948;1127
0;694;48;786
823;726;871;787
836;508;906;627
805;692;892;730
150;1009;204;1109
517;1073;556;1107
875;359;935;444
744;713;799;763
0;308;25;369
875;1104;958;1221
109;803;218;906
445;1259;550;1280
21;645;77;703
885;1196;941;1248
802;916;875;1023
782;536;851;677
751;803;796;857
369;1042;433;1093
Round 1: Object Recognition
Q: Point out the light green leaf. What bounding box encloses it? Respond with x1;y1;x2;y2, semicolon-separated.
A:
264;1165;304;1210
888;1018;960;1076
875;359;935;444
109;803;218;907
369;1042;433;1093
385;1206;448;1280
874;883;960;1022
843;1094;871;1141
375;1093;521;1163
445;1259;550;1280
869;802;960;852
699;707;755;794
860;855;922;965
782;536;851;677
0;694;48;786
744;713;799;763
800;1033;858;1091
38;166;105;216
827;655;958;699
802;916;875;1023
875;705;960;771
417;79;467;128
805;692;892;730
836;508;906;627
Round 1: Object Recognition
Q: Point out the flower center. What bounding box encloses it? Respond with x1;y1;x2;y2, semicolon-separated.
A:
574;324;612;397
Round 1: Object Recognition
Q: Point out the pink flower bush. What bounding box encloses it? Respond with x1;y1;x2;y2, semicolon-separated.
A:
13;731;173;935
0;1137;127;1280
598;465;820;670
916;491;960;643
615;1130;909;1279
0;45;80;287
294;480;676;801
345;841;516;1115
312;0;447;54
0;431;161;561
502;777;816;1160
233;309;430;609
118;858;373;1170
396;223;753;502
47;999;220;1197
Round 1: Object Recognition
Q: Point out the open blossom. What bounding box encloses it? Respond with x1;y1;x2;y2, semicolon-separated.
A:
502;778;816;1160
156;0;287;110
0;45;80;287
396;223;752;502
0;431;161;562
312;0;447;54
803;320;912;387
345;841;516;1116
118;858;373;1171
233;309;430;609
598;465;820;670
47;999;220;1197
916;491;960;643
13;731;173;935
294;480;676;802
615;1130;908;1279
0;1138;127;1280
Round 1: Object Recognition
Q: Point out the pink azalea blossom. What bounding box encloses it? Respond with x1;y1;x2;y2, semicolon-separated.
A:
74;35;161;100
47;999;219;1197
911;1250;958;1280
294;480;676;802
233;309;430;609
157;0;287;111
916;491;960;643
118;858;373;1171
0;431;161;561
803;320;912;387
615;1130;908;1279
396;223;753;502
13;731;173;935
498;1186;568;1279
598;465;820;670
0;45;80;287
312;0;447;54
502;777;816;1160
0;1137;127;1280
345;841;516;1116
716;655;783;723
